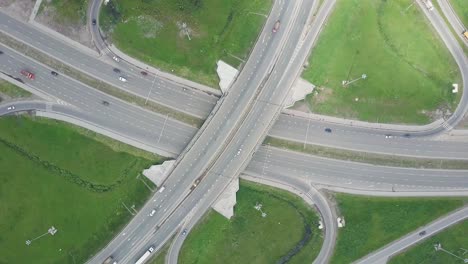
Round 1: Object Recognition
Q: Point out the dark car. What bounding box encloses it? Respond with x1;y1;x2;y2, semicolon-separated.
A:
102;100;110;106
324;128;332;133
51;71;59;76
0;51;3;55
140;71;148;76
182;229;187;236
113;68;121;73
92;19;96;25
419;231;426;236
403;133;411;138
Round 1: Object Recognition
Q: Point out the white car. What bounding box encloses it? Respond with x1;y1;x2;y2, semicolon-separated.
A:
118;76;127;82
149;209;156;217
7;106;15;111
112;56;120;62
385;135;393;139
158;186;166;193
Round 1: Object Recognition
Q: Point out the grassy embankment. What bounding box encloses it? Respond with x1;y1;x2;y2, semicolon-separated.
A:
303;0;461;124
389;219;468;264
39;0;88;25
449;0;468;26
0;116;163;263
0;79;31;99
100;0;272;87
330;194;467;263
179;180;323;264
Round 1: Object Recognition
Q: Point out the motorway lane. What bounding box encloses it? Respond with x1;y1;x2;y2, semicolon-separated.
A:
271;114;468;159
0;44;196;156
357;206;468;264
246;147;468;192
0;11;218;119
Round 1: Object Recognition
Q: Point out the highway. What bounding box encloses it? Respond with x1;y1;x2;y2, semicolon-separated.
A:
0;11;218;119
356;206;468;264
0;0;466;263
0;43;196;157
86;0;315;262
271;114;468;159
0;4;468;162
246;146;468;192
6;39;468;161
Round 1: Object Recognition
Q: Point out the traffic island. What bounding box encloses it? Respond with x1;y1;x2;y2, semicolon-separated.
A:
178;180;323;264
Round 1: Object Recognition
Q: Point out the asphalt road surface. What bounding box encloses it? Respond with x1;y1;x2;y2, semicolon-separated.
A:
86;0;312;262
0;43;196;157
0;1;466;263
246;147;468;192
271;114;468;159
437;0;468;47
2;5;468;160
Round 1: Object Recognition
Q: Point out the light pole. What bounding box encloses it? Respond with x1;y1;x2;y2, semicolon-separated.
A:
342;73;367;87
182;22;191;40
434;243;468;263
254;202;267;217
26;226;58;246
145;76;157;104
247;12;267;18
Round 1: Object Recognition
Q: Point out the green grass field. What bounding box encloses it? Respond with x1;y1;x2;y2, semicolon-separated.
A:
179;180;323;264
303;0;461;124
450;0;468;26
100;0;271;87
0;116;162;264
330;194;467;263
389;219;468;264
0;80;31;99
39;0;88;25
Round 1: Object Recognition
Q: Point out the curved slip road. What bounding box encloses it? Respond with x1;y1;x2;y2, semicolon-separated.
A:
166;174;338;264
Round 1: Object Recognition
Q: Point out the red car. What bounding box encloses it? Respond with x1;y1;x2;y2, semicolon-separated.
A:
20;70;35;80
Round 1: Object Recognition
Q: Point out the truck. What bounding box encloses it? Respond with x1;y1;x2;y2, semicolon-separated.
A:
20;70;35;80
463;30;468;40
422;0;434;10
135;246;154;264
